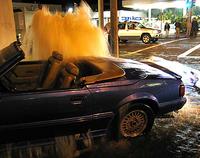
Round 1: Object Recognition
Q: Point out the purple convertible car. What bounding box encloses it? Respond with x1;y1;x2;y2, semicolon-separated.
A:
0;42;186;143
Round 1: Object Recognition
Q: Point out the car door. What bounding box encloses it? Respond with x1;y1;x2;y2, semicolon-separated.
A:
0;86;92;132
126;22;141;39
85;80;135;131
118;22;128;39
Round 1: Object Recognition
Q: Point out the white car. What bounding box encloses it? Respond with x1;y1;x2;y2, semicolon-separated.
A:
118;21;162;44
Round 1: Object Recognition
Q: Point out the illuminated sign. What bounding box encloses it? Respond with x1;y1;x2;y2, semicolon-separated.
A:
120;16;142;22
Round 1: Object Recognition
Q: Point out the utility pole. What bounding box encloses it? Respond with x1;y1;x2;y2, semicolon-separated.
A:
98;0;104;29
110;0;119;57
148;8;152;26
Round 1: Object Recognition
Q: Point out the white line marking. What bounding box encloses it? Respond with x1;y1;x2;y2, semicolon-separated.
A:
121;38;188;57
179;56;200;59
178;43;200;58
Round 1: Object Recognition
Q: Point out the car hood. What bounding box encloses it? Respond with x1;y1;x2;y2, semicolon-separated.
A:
0;42;25;78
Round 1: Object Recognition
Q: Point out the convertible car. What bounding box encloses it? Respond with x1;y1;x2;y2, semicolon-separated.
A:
0;42;186;143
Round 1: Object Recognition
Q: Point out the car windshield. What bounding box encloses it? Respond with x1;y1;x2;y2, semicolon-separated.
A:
0;42;24;78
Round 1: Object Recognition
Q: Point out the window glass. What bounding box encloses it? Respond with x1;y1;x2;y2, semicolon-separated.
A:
136;23;145;28
128;23;136;29
118;23;126;29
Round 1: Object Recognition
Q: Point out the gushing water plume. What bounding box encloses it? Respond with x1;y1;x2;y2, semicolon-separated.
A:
22;2;110;60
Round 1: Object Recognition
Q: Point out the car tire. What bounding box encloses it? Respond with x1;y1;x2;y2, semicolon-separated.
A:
141;34;151;44
118;37;120;42
118;103;154;139
121;40;128;43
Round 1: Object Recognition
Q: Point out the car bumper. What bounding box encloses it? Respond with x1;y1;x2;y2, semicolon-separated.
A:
151;33;162;38
158;97;187;114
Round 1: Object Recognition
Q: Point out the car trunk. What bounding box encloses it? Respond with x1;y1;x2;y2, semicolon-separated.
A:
142;61;182;79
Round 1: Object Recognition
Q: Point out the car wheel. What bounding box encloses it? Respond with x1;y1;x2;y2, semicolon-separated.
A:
118;103;154;138
141;34;151;44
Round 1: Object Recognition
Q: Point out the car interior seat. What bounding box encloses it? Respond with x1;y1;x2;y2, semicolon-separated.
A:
42;51;63;89
59;63;79;89
1;61;47;92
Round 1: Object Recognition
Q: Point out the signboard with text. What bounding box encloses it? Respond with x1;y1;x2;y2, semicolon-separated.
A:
120;16;142;22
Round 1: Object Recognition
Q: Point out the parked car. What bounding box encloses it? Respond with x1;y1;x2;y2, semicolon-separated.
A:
118;21;162;44
0;42;186;143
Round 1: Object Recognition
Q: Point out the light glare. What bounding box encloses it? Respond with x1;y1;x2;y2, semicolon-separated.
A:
68;7;73;13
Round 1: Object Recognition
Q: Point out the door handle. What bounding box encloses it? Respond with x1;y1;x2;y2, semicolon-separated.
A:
70;100;82;105
70;96;84;105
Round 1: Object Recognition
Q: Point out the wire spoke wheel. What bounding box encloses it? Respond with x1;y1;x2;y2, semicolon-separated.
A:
120;110;148;138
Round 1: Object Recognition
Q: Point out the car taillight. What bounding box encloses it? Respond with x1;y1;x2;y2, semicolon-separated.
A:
179;84;185;97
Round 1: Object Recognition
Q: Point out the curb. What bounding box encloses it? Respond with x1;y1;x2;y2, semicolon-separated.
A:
178;56;200;63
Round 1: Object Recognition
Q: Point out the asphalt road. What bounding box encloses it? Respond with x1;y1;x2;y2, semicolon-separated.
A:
119;37;200;63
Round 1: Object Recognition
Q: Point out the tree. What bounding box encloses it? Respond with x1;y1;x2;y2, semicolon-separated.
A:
192;6;200;16
156;8;183;23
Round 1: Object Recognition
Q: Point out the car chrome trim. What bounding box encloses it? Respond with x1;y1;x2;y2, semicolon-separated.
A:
0;112;114;130
87;80;138;89
93;112;114;119
89;129;108;138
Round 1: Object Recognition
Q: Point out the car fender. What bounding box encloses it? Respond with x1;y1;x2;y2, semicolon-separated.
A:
140;32;151;39
117;92;159;112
